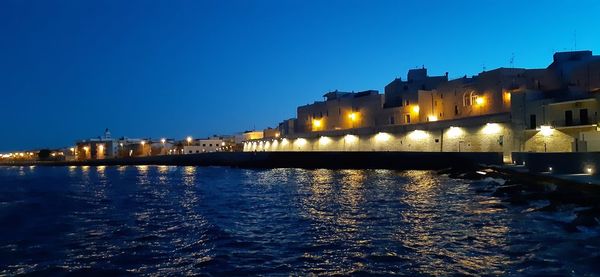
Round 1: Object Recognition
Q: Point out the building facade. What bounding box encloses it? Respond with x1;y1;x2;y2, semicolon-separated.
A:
245;50;600;159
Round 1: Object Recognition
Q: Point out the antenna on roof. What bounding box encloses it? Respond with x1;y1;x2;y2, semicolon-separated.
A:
510;53;515;69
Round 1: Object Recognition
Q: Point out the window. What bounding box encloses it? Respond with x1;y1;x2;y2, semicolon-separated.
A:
454;105;458;115
529;114;536;129
390;116;395;125
405;114;411;123
463;91;478;106
565;110;573;126
196;150;199;153
188;150;192;154
405;100;410;106
209;144;213;147
580;109;589;125
202;144;206;147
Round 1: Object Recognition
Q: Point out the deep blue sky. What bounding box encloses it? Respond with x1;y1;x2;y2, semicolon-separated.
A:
1;0;599;151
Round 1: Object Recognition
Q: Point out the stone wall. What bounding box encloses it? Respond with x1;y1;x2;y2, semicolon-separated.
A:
244;122;512;160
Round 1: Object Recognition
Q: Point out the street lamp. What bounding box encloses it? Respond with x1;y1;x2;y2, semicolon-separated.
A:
186;136;192;145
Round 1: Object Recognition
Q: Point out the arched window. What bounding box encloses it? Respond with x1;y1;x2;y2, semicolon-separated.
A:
463;91;478;107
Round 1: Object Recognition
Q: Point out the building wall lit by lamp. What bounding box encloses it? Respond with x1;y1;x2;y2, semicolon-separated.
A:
319;136;332;145
475;96;485;106
539;125;553;136
408;130;429;140
344;134;358;143
348;112;358;122
374;132;391;142
312;119;323;131
446;126;463;139
295;138;308;146
412;105;420;113
281;138;289;146
427;115;438;122
482;123;501;134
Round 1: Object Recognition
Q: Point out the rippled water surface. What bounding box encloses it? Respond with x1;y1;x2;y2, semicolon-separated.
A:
1;166;599;276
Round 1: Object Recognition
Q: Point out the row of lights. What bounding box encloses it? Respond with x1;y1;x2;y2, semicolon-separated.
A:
311;97;487;130
245;123;503;148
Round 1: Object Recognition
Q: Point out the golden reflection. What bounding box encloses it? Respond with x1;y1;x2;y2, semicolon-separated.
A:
96;165;106;179
183;166;196;186
158;165;169;174
392;170;510;274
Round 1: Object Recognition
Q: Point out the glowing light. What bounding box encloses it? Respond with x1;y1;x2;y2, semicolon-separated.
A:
281;138;289;145
295;138;307;146
98;144;104;151
275;132;280;138
375;132;391;142
587;167;593;174
548;167;553;172
482;123;502;135
70;147;75;152
447;126;463;139
344;134;358;143
428;115;438;122
161;138;166;144
475;96;485;106
412;105;420;113
221;142;226;146
83;146;89;151
408;130;429;140
539;125;553;136
140;140;145;145
348;112;358;122
312;119;322;130
319;136;332;145
504;91;511;102
186;136;192;143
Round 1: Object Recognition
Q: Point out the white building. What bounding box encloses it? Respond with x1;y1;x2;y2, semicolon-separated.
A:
183;137;225;154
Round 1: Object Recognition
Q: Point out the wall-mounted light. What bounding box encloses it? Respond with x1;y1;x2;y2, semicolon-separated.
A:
409;130;429;140
447;126;463;139
412;105;420;113
539;125;553;137
375;132;392;142
482;123;501;134
475;96;485;106
344;134;358;143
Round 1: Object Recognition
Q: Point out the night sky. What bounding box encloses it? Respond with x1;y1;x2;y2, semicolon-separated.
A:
1;0;599;151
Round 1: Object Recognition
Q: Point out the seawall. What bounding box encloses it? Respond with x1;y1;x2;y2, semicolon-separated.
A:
0;151;503;170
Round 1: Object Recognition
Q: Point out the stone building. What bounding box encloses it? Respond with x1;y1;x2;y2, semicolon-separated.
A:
246;50;600;158
296;90;383;133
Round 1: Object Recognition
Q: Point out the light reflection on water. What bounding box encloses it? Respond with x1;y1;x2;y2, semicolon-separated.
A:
0;166;598;276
